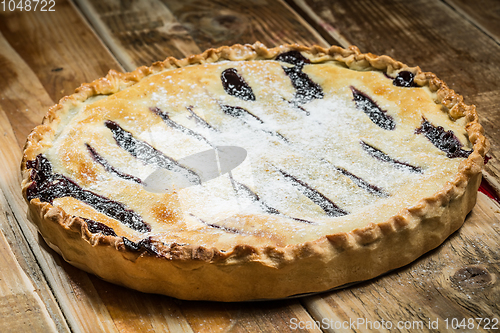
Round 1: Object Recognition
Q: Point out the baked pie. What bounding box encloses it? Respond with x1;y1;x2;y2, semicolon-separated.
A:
21;43;488;301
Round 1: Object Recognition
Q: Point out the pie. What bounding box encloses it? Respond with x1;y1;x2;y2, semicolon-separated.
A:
21;43;488;301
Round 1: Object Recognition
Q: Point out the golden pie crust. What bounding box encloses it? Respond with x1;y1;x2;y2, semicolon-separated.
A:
21;43;488;301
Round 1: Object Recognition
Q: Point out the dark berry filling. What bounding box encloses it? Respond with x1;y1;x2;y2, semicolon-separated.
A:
361;141;423;174
230;178;314;224
277;169;348;217
276;51;324;105
26;154;150;233
333;166;389;197
286;100;310;116
122;236;160;256
275;50;311;67
393;71;417;88
220;104;263;123
221;68;256;101
415;118;472;158
86;143;142;184
231;179;279;215
219;104;289;143
351;87;396;130
150;107;213;147
186;106;218;131
105;120;201;185
83;218;117;236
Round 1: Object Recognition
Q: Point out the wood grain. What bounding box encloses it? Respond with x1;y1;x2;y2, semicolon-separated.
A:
89;276;323;333
0;30;54;148
88;276;195;333
0;127;70;333
73;0;201;71
303;193;500;333
177;298;322;333
160;0;329;49
0;0;122;104
0;189;59;333
73;0;329;71
0;13;121;333
288;0;500;190
443;0;500;44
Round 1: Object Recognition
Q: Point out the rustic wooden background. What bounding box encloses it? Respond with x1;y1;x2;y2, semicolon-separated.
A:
0;0;499;332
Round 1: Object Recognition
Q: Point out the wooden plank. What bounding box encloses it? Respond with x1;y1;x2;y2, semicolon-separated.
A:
0;32;70;332
288;0;500;190
0;0;122;107
160;0;329;50
88;276;195;333
88;265;322;333
73;0;329;71
443;0;500;44
73;0;201;71
302;193;500;333
177;298;322;332
0;191;59;333
0;30;54;149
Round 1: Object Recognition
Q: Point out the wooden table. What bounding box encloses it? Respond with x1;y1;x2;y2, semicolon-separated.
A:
1;0;499;332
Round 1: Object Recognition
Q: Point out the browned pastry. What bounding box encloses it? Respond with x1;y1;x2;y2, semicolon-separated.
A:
21;43;488;301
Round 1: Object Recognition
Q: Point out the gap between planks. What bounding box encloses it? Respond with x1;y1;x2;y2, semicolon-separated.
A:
441;0;500;46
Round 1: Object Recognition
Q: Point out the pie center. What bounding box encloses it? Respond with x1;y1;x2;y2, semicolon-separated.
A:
29;53;472;248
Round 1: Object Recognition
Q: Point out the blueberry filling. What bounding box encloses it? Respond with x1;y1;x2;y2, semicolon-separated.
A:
333;166;389;197
415;118;472;158
276;51;324;105
361;141;423;174
105;120;201;185
275;50;311;67
86;143;142;184
221;68;256;101
351;87;396;130
150;107;213;147
122;236;160;256
229;176;315;224
393;71;417;88
277;169;348;217
186;106;217;131
220;104;263;123
83;218;117;236
26;154;150;233
219;104;289;143
231;179;279;215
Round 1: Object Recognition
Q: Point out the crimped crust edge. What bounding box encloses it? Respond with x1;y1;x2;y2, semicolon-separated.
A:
21;42;488;301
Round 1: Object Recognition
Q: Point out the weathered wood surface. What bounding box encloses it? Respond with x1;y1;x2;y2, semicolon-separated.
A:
0;0;499;332
443;0;500;44
0;188;59;333
72;0;328;71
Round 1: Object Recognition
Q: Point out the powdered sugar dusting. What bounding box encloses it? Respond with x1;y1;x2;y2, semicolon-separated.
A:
44;60;466;245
